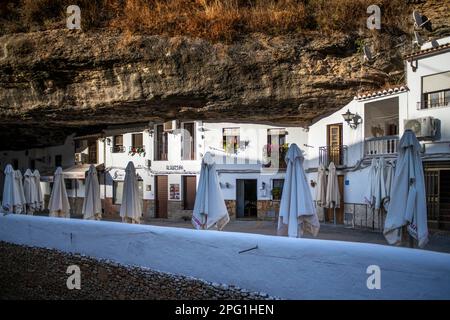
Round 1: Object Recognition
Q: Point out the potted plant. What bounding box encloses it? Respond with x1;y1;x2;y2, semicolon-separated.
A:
271;187;282;201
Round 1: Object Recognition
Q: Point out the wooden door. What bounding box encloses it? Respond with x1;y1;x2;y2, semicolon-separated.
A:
326;175;345;224
183;176;196;210
327;124;343;166
155;175;168;218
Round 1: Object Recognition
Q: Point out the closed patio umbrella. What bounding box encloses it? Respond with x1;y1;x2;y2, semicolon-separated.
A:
384;130;428;248
364;158;377;207
192;152;229;230
24;169;38;215
384;161;396;210
1;164;15;214
82;164;102;220
14;170;26;214
33;169;44;211
277;144;319;238
325;161;340;224
120;161;142;224
315;164;327;207
374;157;387;210
48;167;71;218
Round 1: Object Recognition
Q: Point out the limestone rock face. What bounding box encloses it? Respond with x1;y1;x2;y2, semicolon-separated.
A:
0;29;397;150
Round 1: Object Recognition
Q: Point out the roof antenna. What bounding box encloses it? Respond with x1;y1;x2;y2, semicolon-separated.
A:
362;45;380;64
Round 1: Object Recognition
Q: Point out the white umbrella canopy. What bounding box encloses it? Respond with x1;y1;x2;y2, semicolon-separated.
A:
325;162;340;209
384;161;396;210
384;130;428;248
192;152;229;230
82;164;102;220
364;158;377;207
120;161;142;224
48;167;71;218
315;164;327;207
33;169;44;211
277;144;319;238
1;164;16;214
374;157;387;210
23;169;38;215
14;170;26;214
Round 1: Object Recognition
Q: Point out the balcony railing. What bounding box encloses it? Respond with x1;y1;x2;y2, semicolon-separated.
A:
364;135;398;156
319;145;347;167
417;99;449;110
111;145;125;153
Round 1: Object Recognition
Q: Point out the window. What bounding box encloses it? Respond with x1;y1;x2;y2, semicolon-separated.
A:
113;180;143;205
266;128;287;169
12;159;19;170
132;133;143;148
112;135;124;153
55;155;62;168
155;125;168;161
65;179;75;190
88;139;97;164
421;71;450;109
182;123;196;160
272;179;284;201
223;128;240;154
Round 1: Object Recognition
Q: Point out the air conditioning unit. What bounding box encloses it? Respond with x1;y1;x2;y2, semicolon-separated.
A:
74;153;88;164
404;117;438;139
163;120;177;132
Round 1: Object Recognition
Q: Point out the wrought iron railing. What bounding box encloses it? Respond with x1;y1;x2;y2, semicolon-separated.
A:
417;98;449;110
111;145;125;153
364;135;398;156
319;145;347;167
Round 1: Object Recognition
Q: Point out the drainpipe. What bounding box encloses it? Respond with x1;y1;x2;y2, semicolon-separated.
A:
103;138;107;207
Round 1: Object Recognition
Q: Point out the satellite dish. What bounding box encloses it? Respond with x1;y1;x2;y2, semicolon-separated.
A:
413;10;432;31
363;45;372;62
413;31;424;48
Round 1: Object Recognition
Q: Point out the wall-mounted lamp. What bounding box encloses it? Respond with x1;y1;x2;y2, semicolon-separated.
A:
106;138;111;146
342;109;362;129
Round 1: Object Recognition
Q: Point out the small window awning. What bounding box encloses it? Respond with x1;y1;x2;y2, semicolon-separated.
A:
39;164;104;181
63;164;104;179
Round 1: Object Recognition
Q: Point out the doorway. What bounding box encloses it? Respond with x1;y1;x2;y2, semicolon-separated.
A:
325;175;345;224
155;175;168;218
326;123;343;166
424;165;450;231
183;175;197;210
236;179;257;218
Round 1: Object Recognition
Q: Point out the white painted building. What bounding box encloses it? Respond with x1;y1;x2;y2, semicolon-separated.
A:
304;36;450;231
1;36;449;230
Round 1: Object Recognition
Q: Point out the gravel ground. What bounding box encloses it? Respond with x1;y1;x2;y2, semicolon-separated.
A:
0;241;275;300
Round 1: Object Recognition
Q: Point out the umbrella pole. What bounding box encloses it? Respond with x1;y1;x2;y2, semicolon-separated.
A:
333;203;336;225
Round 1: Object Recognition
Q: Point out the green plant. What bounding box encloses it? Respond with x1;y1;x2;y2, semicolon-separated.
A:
271;186;282;200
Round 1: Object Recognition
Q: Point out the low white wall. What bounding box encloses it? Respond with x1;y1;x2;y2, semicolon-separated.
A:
1;215;450;299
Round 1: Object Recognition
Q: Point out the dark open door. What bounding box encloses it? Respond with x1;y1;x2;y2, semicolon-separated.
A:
326;175;345;224
183;175;196;210
236;179;257;218
155;175;168;218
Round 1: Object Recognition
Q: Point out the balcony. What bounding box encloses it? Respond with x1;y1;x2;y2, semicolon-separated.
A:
417;98;449;110
319;145;347;167
364;135;398;156
111;145;125;153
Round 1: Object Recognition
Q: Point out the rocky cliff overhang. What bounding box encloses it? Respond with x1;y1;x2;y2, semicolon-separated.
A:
0;30;401;150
